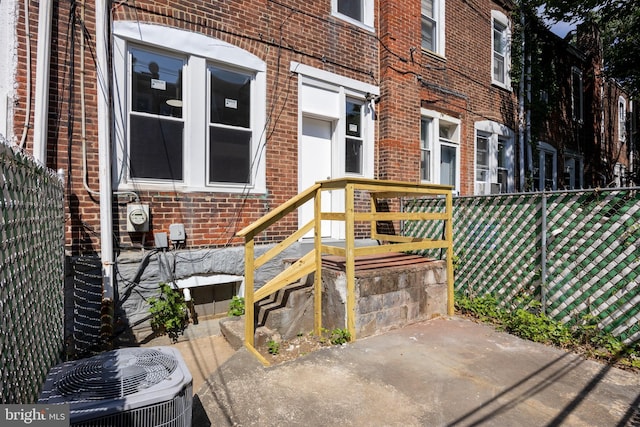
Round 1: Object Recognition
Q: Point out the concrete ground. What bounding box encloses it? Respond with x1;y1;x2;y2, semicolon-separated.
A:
142;317;236;393
190;316;640;427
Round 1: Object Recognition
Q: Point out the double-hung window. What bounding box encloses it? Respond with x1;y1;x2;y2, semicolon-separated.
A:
563;153;583;190
491;11;511;89
113;23;267;193
571;67;583;123
532;142;557;191
421;110;460;194
421;0;445;55
618;96;626;143
333;0;374;29
129;47;185;181
474;121;514;194
420;118;432;181
208;66;252;183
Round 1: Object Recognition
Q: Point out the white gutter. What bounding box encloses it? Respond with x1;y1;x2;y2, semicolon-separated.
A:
518;9;525;190
96;0;114;301
32;0;52;163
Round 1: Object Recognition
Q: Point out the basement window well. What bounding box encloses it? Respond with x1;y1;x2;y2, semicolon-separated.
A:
175;274;244;319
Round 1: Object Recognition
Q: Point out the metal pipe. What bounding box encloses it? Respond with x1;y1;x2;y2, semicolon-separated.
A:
32;0;52;162
96;0;114;302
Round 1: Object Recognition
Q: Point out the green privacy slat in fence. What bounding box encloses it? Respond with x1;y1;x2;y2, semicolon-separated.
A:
405;188;640;344
0;141;65;404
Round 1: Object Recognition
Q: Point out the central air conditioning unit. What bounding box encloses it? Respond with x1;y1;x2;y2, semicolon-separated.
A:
38;347;192;427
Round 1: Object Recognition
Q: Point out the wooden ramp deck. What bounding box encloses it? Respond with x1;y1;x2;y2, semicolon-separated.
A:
321;252;435;274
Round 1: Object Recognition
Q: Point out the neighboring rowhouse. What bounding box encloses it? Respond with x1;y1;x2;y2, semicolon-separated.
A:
377;0;518;196
521;16;637;190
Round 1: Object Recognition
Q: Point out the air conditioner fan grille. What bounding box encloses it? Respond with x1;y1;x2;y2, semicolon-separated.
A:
54;348;178;401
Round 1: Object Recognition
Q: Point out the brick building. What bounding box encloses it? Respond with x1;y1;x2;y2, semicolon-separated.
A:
1;0;635;334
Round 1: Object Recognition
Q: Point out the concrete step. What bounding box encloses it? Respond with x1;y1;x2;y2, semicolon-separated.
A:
256;280;313;326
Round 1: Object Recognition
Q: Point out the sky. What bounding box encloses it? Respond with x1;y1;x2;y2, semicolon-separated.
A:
548;20;577;37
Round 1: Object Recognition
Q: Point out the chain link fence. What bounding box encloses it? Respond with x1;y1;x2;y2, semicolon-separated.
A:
405;188;640;344
0;138;65;403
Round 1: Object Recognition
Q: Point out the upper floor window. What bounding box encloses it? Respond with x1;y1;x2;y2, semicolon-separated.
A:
113;23;267;193
333;0;374;29
421;0;445;55
491;11;511;89
474;121;514;194
618;96;627;142
421;110;460;194
571;67;583;123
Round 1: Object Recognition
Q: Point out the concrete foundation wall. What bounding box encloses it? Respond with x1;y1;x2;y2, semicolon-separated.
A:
321;260;448;338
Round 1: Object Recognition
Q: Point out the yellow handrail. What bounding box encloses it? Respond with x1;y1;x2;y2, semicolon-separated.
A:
237;178;453;365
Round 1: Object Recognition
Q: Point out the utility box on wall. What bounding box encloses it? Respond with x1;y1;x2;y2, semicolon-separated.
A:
126;203;150;232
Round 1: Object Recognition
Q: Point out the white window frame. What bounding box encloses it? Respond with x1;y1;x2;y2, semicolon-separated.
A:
332;0;375;31
563;153;583;190
420;117;432;181
533;141;557;191
474;121;514;194
618;96;627;143
292;62;378;180
112;23;267;194
421;109;461;194
491;10;511;90
614;163;626;187
571;66;583;124
421;0;446;56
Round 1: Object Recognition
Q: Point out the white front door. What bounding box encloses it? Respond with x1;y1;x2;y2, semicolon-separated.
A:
300;116;333;238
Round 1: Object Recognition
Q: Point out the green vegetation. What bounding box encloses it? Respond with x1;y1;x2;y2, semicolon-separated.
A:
227;296;245;317
148;283;188;342
317;327;352;345
329;328;351;345
455;292;639;370
267;339;280;355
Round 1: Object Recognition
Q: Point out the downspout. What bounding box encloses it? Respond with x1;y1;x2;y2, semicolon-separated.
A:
518;7;525;190
32;0;52;163
96;0;114;340
18;0;32;150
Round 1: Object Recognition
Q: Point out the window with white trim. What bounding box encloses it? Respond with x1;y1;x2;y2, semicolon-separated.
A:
420;117;432;181
474;121;514;194
491;11;511;89
618;96;627;143
532;142;557;191
420;110;460;193
421;0;445;55
333;0;374;29
571;67;583;123
563;153;583;190
345;99;364;174
113;23;267;193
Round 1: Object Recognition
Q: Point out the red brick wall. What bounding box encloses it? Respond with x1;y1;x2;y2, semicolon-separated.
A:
16;0;379;253
378;0;518;193
15;0;525;253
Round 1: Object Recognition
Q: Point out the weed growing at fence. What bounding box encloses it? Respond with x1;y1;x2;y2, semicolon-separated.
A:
455;292;640;371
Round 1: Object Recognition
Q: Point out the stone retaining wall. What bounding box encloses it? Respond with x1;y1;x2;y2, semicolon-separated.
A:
321;260;448;338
